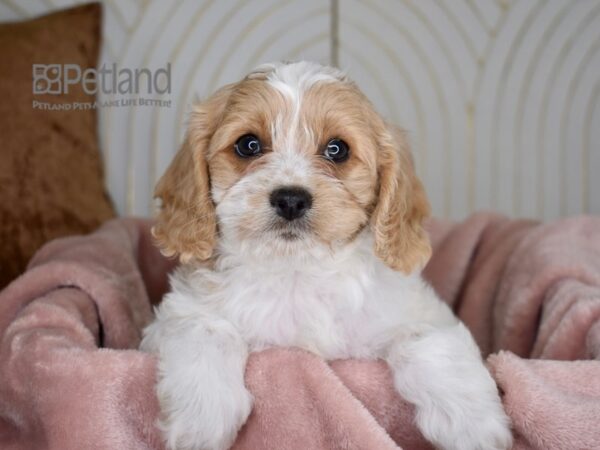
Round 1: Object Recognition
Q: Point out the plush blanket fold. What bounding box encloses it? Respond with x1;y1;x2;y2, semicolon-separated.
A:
1;214;599;450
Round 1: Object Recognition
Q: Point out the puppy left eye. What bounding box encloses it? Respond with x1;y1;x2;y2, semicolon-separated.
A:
323;139;349;162
235;134;262;158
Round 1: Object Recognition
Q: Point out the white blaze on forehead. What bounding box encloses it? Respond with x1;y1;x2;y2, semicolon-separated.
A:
253;61;347;99
250;61;347;157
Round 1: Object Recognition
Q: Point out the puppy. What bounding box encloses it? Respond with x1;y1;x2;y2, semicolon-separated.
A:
141;61;512;450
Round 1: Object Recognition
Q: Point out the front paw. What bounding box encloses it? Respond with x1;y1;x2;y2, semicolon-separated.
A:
157;379;253;450
420;402;512;450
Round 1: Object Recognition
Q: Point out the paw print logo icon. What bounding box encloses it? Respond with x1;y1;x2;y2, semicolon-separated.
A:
32;64;62;94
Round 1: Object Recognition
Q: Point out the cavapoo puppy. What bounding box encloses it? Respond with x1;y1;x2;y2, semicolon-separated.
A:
141;61;512;450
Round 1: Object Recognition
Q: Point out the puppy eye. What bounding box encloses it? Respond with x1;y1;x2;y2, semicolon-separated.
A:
323;139;349;162
235;134;262;158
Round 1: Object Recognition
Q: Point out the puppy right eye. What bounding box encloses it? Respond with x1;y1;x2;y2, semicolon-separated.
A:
234;134;262;158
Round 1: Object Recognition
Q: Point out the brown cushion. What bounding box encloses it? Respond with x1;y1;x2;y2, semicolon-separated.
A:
0;3;115;289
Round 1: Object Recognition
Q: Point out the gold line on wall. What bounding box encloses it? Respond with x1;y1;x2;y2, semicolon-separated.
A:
107;0;132;33
509;1;547;216
513;1;571;216
497;0;510;11
339;42;399;120
363;0;457;215
174;0;244;148
3;0;31;16
123;1;160;213
470;2;510;212
331;0;339;67
167;0;218;138
109;2;144;213
466;101;475;212
560;38;600;216
536;2;600;219
141;1;182;213
288;32;329;60
153;0;215;197
130;0;148;37
432;0;479;62
399;0;467;99
242;7;329;72
582;80;600;214
43;0;57;11
490;0;543;213
6;0;600;219
558;9;600;216
466;0;494;34
206;0;295;94
339;33;428;181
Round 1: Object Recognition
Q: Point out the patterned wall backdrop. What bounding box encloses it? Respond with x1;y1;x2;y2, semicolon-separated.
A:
2;0;599;220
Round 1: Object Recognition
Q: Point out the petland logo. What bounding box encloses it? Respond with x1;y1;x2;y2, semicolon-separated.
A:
33;63;171;95
32;63;172;110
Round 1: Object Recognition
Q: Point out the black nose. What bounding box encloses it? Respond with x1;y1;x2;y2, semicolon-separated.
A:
270;187;313;221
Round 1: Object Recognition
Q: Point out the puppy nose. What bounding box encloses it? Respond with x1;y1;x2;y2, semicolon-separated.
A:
270;187;313;221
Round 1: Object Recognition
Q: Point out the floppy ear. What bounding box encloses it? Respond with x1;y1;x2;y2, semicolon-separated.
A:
371;125;432;274
152;86;232;263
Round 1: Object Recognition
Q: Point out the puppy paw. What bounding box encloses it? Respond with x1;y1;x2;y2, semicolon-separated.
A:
157;379;253;450
389;323;513;450
468;410;513;450
418;394;512;450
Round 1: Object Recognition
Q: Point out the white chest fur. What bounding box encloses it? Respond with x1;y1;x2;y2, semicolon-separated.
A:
144;234;510;450
163;233;454;360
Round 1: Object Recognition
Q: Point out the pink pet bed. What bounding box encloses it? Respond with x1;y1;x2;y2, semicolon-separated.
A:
1;214;599;450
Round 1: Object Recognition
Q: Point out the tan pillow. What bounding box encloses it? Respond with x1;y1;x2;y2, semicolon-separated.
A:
0;3;115;289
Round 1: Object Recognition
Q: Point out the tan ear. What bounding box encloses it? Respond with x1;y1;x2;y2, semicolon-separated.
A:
152;86;232;263
371;125;432;273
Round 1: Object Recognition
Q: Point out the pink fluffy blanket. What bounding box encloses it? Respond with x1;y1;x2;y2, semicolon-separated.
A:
1;214;600;450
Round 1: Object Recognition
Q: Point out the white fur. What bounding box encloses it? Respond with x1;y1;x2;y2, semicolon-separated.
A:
258;60;346;99
141;62;512;450
263;61;343;156
142;234;511;450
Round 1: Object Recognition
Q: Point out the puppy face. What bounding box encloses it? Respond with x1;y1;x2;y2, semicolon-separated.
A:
153;62;431;273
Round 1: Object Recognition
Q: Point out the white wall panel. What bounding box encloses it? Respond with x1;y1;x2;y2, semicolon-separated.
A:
339;0;600;220
2;0;599;220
